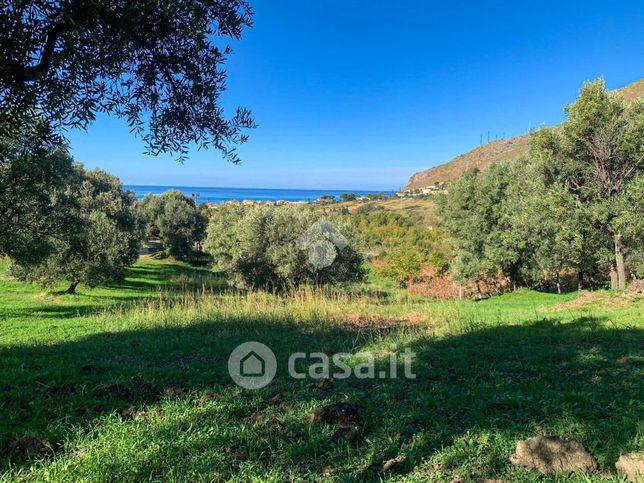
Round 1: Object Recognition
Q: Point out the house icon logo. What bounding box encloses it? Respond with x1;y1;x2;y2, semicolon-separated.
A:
296;221;349;270
228;342;277;390
240;350;265;377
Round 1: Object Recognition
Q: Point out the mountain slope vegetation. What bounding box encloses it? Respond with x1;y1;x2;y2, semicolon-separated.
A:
405;78;644;189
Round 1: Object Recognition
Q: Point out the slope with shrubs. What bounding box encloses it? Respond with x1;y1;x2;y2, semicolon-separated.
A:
405;78;644;190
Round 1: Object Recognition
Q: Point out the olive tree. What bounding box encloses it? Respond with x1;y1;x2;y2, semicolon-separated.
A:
11;165;140;293
137;190;208;260
0;0;254;161
205;205;365;290
0;120;76;265
531;79;644;289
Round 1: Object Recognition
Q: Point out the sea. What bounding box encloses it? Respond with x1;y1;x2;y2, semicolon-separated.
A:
125;185;389;204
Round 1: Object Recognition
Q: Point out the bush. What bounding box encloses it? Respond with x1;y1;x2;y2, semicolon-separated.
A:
353;208;451;287
205;205;365;290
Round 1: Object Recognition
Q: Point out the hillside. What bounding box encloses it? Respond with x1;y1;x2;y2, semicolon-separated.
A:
405;78;644;190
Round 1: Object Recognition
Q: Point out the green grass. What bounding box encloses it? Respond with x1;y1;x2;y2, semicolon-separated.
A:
0;259;642;481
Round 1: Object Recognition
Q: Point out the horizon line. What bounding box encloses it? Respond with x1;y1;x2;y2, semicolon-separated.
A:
123;183;396;192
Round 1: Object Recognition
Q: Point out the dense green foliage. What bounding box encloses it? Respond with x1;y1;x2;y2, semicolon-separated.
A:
137;190;208;260
11;166;140;293
0;0;254;160
1;121;141;293
0;120;75;265
531;79;643;288
205;205;365;290
354;208;449;286
440;79;643;291
340;192;358;201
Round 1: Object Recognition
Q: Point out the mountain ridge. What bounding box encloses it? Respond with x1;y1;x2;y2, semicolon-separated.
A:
405;78;644;190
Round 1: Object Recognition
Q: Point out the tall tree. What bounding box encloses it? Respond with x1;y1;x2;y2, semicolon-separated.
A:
531;79;644;289
0;0;254;161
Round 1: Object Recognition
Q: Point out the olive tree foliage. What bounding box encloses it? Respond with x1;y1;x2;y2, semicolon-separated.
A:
613;174;644;278
0;0;255;161
0;119;76;265
439;79;643;292
205;205;366;290
136;190;207;260
438;163;542;290
11;166;140;293
531;79;644;289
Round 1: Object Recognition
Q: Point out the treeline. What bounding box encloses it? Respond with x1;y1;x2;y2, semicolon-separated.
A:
439;79;643;293
1;122;209;293
1;122;365;293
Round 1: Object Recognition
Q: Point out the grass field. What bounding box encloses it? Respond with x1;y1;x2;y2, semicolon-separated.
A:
0;258;642;481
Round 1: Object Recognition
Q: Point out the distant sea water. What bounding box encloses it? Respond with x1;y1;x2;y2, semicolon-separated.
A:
125;185;390;204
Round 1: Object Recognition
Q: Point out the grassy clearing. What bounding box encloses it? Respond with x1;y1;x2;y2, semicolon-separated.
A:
0;258;642;481
330;197;438;227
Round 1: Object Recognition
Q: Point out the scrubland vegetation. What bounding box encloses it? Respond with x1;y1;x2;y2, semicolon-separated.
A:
0;78;643;482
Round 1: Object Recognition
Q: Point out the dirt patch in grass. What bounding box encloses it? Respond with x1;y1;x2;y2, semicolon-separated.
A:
540;291;639;312
6;437;54;461
342;312;425;329
94;377;159;403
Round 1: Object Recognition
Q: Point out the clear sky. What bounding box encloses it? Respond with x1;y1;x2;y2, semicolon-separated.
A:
68;0;644;190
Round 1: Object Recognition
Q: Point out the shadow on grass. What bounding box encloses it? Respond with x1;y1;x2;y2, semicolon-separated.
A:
0;315;642;480
0;262;228;324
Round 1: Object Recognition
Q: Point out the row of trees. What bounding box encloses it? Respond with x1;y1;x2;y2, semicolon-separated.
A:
1;126;211;292
1;123;364;293
439;80;643;292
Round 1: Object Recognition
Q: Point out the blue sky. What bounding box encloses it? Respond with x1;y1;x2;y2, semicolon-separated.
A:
68;0;644;190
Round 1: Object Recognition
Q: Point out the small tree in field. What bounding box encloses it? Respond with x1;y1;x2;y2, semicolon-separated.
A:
205;205;365;290
137;190;207;260
12;166;140;293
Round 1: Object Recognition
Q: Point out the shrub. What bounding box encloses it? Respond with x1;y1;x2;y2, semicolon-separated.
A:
205;205;365;290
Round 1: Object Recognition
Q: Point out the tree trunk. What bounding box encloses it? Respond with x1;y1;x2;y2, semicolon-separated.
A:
577;272;584;292
66;280;79;294
609;263;618;290
614;234;626;290
556;273;561;294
